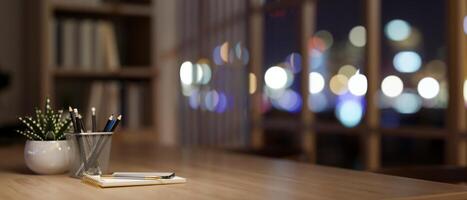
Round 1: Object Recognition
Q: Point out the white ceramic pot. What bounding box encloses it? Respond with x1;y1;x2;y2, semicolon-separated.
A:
24;140;71;175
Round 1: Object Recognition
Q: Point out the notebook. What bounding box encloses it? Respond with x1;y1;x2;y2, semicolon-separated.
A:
82;174;187;188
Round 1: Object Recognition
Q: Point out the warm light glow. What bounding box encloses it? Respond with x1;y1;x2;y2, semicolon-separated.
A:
249;73;257;94
264;66;288;90
393;92;421;114
330;74;348;95
417;77;440;99
348;71;368;96
309;72;325;94
336;99;363;128
220;42;230;63
385;19;411;41
381;75;403;98
338;65;357;78
393;51;421;73
348;26;366;47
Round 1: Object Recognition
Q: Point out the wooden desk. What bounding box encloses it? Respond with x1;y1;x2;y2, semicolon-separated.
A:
1;143;467;200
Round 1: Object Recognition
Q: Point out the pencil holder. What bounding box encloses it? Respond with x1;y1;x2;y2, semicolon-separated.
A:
66;132;113;178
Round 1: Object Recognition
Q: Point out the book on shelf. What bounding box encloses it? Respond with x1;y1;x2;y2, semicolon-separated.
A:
53;17;148;130
61;19;78;68
78;20;93;70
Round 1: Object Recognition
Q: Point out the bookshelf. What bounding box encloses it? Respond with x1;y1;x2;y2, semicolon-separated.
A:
24;0;157;133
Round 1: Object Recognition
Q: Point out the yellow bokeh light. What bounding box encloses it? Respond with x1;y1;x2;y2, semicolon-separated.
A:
249;73;257;94
348;26;366;47
220;42;229;63
338;65;357;78
330;74;348;95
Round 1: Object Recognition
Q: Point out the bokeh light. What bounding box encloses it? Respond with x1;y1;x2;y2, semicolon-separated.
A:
264;66;288;90
264;86;286;99
425;60;446;78
464;80;467;104
285;53;302;73
215;92;228;113
336;98;363;128
271;89;302;112
330;74;348;95
179;61;202;85
309;72;325;94
348;26;366;47
313;30;333;51
385;19;411;41
234;42;250;65
310;49;325;69
188;91;200;109
393;92;422;114
308;93;328;113
249;73;257;94
199;63;212;85
212;45;223;65
220;42;230;63
381;75;403;98
464;16;467;34
417;77;440;99
393;51;422;73
180;61;193;85
338;65;357;78
205;90;219;112
348;71;368;96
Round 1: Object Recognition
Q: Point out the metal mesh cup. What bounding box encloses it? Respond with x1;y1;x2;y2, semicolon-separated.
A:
66;132;113;178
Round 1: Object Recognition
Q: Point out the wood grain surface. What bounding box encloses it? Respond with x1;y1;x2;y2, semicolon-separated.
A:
1;142;467;200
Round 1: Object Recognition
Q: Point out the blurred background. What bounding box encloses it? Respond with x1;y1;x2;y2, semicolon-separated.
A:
1;0;467;179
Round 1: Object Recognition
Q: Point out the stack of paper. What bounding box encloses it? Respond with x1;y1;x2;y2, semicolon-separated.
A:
82;174;186;188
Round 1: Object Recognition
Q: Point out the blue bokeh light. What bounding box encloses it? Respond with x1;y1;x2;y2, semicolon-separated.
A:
393;51;422;73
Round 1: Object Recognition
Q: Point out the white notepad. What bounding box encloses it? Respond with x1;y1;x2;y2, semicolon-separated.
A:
82;174;187;188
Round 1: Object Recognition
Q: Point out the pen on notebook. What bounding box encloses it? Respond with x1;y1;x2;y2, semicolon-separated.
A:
91;107;97;132
101;172;175;179
110;115;122;132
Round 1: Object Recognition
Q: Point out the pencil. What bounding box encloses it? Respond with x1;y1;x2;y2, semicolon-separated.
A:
110;115;122;132
91;107;97;132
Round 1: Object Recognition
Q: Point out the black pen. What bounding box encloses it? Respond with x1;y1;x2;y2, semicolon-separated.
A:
103;115;114;132
91;107;97;132
77;114;86;133
110;115;122;132
69;106;78;133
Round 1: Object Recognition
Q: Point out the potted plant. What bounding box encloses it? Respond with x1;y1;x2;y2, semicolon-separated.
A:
16;98;72;174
